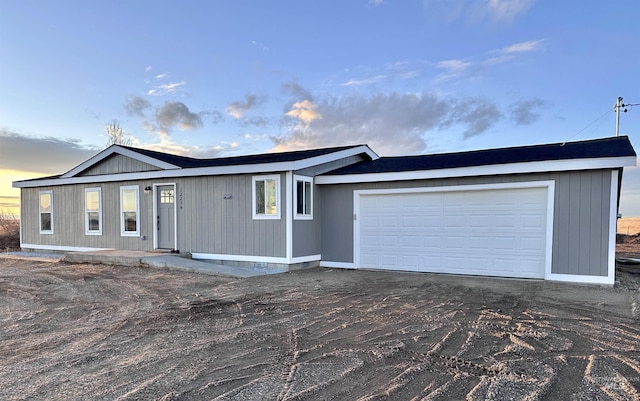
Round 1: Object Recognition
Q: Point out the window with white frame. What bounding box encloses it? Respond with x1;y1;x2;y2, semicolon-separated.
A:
252;175;280;219
294;175;313;220
85;187;102;235
120;186;140;236
39;190;53;234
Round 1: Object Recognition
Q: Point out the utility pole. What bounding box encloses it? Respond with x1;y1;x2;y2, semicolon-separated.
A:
614;97;639;137
615;97;623;137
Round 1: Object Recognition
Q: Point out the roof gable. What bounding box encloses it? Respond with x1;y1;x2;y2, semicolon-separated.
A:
61;145;182;178
14;144;378;187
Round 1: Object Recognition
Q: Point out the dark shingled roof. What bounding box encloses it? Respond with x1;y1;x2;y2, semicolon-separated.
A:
119;144;366;168
323;136;637;176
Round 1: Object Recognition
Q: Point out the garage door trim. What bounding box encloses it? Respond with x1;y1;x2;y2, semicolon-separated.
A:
353;180;555;278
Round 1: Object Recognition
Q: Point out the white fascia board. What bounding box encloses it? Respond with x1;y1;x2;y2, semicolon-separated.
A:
14;161;294;188
316;156;638;185
60;146;181;178
291;145;379;171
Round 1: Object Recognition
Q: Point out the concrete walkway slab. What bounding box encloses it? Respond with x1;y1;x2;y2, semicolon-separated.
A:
61;250;285;278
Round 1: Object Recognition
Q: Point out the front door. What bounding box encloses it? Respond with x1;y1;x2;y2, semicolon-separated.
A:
157;185;175;249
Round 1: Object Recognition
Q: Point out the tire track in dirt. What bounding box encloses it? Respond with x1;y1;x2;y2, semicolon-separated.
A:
1;260;640;400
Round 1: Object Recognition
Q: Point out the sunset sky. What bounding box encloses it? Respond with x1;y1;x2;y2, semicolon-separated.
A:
1;0;639;216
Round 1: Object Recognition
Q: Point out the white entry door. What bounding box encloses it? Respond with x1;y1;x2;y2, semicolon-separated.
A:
357;185;550;279
156;185;176;250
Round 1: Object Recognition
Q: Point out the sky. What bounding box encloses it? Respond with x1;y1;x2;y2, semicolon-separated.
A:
1;0;639;216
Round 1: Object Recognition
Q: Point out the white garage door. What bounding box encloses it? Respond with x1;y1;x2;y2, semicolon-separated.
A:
358;186;549;279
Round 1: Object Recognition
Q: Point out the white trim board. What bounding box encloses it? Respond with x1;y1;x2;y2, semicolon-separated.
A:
20;244;114;252
192;252;321;265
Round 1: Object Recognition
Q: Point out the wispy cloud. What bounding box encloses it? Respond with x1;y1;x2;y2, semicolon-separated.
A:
434;59;472;82
226;95;264;119
496;39;546;55
341;75;388;87
435;39;545;82
251;40;270;51
124;95;152;117
147;81;186;96
423;0;534;23
339;61;420;87
509;97;547;125
486;0;534;22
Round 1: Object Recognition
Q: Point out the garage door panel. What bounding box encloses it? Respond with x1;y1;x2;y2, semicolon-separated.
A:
444;235;465;249
521;214;545;229
444;215;466;228
358;186;548;279
521;237;544;252
423;215;443;228
468;236;490;250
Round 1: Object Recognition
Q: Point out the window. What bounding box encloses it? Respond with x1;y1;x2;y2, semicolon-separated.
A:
120;186;139;236
39;191;53;234
294;176;313;220
160;189;174;203
252;175;280;219
85;188;102;235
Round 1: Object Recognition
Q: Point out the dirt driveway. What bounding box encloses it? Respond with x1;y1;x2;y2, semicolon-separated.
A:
1;258;639;401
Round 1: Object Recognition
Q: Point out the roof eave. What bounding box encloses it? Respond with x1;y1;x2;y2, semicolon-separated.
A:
315;155;638;185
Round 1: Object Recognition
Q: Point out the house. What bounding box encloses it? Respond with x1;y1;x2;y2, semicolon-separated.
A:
13;136;637;284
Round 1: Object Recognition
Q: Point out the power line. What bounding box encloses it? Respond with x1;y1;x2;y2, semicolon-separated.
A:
562;108;611;145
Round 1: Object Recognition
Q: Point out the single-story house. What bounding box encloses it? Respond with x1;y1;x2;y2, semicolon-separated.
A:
13;135;637;284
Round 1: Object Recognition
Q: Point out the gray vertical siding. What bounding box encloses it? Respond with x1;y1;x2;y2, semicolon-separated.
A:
21;173;288;258
176;173;286;257
79;154;161;176
290;155;366;258
292;184;321;258
21;181;154;251
320;170;616;277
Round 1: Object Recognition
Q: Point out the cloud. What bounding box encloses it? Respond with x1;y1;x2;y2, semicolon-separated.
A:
0;129;98;174
509;97;546;125
156;101;203;131
423;0;533;23
341;75;389;87
285;100;321;124
251;40;270;51
274;91;502;155
498;39;545;54
486;0;534;21
147;81;186;96
434;59;473;82
445;97;503;138
338;61;419;88
226;95;263;119
281;82;313;101
434;39;545;82
124;95;152;117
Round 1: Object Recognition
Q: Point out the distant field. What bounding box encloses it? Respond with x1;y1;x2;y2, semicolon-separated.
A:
618;217;640;235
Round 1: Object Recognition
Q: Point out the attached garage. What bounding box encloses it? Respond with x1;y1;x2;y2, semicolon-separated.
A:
317;136;638;285
355;183;553;279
